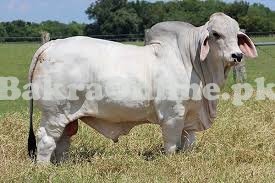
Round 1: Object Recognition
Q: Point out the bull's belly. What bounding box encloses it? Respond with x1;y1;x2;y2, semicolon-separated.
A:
78;98;156;123
80;116;148;142
77;98;155;142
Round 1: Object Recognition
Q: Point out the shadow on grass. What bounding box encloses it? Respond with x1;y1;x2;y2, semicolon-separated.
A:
69;146;105;163
138;145;165;161
68;144;198;163
139;144;201;161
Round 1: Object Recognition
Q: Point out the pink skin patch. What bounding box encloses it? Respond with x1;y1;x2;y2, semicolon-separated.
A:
64;120;78;137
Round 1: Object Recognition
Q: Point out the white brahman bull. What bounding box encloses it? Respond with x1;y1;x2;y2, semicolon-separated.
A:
28;13;257;163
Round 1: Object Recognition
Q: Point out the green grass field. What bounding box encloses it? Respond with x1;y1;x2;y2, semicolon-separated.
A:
0;39;275;182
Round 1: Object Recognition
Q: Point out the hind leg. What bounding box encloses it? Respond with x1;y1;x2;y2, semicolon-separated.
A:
36;115;70;164
52;120;78;163
36;126;59;164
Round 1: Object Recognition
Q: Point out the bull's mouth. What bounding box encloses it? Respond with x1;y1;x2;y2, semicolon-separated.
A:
233;58;243;63
223;55;241;67
223;60;236;80
226;60;238;67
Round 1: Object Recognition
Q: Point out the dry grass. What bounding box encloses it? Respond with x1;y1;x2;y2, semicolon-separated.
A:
0;98;275;182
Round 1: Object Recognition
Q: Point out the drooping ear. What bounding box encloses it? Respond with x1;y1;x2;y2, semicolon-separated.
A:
200;30;210;62
238;32;258;58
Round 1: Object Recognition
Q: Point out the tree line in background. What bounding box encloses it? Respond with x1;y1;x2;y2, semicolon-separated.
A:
0;21;85;42
0;0;275;42
86;0;275;35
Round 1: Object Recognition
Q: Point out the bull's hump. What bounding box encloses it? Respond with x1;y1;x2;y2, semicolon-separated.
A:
152;21;195;32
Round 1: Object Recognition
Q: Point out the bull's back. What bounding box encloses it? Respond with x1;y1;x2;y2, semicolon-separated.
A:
31;36;154;82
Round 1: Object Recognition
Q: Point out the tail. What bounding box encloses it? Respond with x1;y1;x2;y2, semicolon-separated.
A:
27;41;53;161
28;86;37;161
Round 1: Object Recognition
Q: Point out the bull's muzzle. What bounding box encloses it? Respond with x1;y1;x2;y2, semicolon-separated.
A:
232;52;243;62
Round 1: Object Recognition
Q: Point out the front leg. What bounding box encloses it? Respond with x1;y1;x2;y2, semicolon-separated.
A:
161;118;184;154
181;130;195;151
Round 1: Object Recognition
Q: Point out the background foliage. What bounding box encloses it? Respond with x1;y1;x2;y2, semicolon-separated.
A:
0;0;274;41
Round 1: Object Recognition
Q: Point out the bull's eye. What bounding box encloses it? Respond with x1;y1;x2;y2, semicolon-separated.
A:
213;32;221;39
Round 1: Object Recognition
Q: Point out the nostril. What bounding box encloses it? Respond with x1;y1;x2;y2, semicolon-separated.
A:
232;53;243;62
237;53;243;60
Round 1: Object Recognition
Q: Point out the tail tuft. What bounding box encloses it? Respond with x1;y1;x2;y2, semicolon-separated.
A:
28;89;37;161
28;126;37;161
